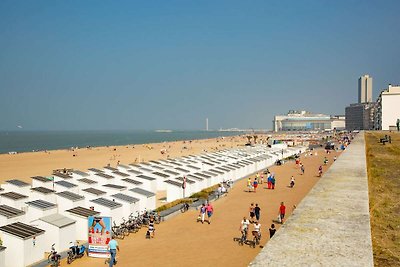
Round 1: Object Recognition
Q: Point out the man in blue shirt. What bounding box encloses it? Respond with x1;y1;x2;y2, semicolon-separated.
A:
108;236;120;267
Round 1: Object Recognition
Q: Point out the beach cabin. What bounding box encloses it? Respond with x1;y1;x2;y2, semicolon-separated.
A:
151;172;170;191
0;192;29;210
187;174;206;191
35;214;76;253
56;191;85;214
127;188;156;212
52;172;73;183
116;164;132;172
31;176;54;190
0;205;25;227
0;246;5;267
111;193;140;218
3;179;31;196
93;173;116;185
176;177;195;197
87;168;104;176
30;187;56;203
135;175;157;192
195;172;213;188
25;200;57;223
81;188;107;207
53;180;77;193
0;222;45;267
76;178;99;193
71;170;90;183
64;206;100;241
120;178;143;190
102;166;119;175
102;184;128;195
127;169;143;178
90;198;124;225
164;180;185;202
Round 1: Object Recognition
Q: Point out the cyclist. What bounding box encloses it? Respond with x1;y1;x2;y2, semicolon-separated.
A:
239;217;250;239
252;221;261;244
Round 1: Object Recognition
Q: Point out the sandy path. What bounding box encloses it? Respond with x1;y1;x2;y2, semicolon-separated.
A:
61;148;340;267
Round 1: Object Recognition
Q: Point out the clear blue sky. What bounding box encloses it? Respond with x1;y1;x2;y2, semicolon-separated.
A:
0;0;399;131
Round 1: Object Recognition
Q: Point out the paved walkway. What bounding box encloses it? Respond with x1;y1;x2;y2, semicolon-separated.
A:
250;133;374;267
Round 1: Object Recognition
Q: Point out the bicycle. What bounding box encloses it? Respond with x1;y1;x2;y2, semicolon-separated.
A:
233;229;248;246
250;231;261;248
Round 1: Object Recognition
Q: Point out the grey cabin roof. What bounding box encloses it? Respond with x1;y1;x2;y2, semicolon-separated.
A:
78;178;98;184
104;166;118;171
26;200;57;210
0;222;44;239
111;193;139;204
0;204;25;218
95;173;114;179
129;187;156;197
66;206;100;217
122;178;143;185
117;164;131;169
175;167;190;173
208;169;224;174
186;165;201;170
88;168;104;173
152;172;170;178
187;174;204;181
102;184;127;190
31;187;55;194
0;192;29;200
6;179;30;187
202;171;218;177
127;169;142;175
31;176;52;183
53;172;72;179
82;188;106;196
194;172;211;179
112;171;130;177
90;198;122;209
55;180;77;188
72;170;90;177
149;160;161;165
139;167;153;173
176;177;195;184
56;191;85;201
136;175;156;181
40;214;75;228
164;180;182;187
163;170;179;176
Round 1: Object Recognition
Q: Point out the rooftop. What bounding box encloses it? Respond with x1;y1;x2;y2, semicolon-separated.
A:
6;179;31;187
82;187;107;196
0;204;25;218
0;191;29;200
56;191;85;201
66;206;100;217
0;222;44;239
90;198;122;209
72;170;90;177
31;187;55;194
129;187;156;197
26;200;57;210
111;193;139;204
31;176;52;183
40;214;76;228
55;180;77;188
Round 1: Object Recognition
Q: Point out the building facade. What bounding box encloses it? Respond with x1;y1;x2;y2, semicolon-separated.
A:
345;103;375;131
273;110;345;132
374;85;400;130
358;74;373;103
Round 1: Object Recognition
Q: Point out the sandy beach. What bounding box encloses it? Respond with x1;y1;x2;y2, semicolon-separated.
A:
58;146;340;267
0;135;252;185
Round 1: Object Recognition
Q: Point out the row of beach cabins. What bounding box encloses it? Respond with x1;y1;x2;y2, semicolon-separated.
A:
0;143;305;267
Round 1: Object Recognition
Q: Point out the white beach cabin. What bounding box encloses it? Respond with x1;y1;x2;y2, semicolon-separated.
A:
127;188;156;212
30;187;56;203
56;191;85;214
0;246;5;267
54;180;79;194
31;176;54;190
0;192;29;210
25;200;57;223
0;222;45;267
3;179;31;196
81;188;107;207
64;206;100;241
35;213;76;253
0;204;26;227
111;193;140;219
89;198;124;225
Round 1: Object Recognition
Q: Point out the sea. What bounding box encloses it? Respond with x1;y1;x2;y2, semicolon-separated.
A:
0;130;245;154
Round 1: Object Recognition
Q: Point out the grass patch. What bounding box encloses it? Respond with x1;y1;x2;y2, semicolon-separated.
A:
154;184;220;212
365;131;400;266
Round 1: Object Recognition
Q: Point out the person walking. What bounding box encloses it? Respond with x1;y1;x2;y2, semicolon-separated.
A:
247;177;253;192
271;175;276;189
108;236;120;267
249;203;255;223
206;202;214;224
300;164;305;175
279;202;286;223
267;174;272;189
253;178;258;193
254;203;261;221
290;176;295;188
199;203;206;224
269;224;276;238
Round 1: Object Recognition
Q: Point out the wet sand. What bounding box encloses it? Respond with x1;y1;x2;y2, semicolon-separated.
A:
62;148;340;267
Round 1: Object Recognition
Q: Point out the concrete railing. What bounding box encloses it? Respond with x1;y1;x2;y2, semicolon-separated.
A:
250;133;374;267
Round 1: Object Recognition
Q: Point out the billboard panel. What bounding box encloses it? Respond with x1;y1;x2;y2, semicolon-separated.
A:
88;216;112;258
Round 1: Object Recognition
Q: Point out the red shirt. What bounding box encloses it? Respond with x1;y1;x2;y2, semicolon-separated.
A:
279;205;286;214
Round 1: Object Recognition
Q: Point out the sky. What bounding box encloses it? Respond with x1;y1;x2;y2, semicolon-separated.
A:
0;0;399;131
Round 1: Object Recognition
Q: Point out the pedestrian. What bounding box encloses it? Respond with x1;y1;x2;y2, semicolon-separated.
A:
199;203;206;224
269;224;276;238
148;216;155;238
247;177;253;192
300;164;305;175
267;174;272;189
271;175;276;189
260;174;264;184
279;202;286;223
108;235;120;267
206;202;214;224
290;176;295;188
254;203;261;221
249;203;255;223
253;178;258;193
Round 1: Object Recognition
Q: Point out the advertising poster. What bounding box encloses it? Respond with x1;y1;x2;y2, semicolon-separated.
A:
88;216;112;258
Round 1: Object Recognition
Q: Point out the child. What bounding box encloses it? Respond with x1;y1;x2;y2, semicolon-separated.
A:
253;178;258;193
290;176;295;188
269;224;276;238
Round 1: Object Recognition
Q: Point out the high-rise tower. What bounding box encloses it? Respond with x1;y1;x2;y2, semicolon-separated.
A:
358;74;373;103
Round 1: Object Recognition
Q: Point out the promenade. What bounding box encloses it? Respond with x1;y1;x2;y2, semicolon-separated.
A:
250;133;374;266
62;147;340;267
